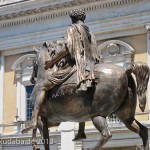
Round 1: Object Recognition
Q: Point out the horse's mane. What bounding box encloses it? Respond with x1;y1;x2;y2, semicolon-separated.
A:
45;40;65;54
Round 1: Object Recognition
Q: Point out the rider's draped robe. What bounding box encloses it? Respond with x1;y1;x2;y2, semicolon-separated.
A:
67;21;99;90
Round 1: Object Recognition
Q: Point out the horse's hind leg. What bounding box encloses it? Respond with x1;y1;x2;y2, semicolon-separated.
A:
117;116;149;150
91;116;112;150
115;77;149;150
133;120;149;150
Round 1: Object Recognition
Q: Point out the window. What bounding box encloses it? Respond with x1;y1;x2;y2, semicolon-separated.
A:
11;54;35;121
26;85;34;120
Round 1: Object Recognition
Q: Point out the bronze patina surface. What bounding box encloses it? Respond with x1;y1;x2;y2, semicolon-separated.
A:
21;9;150;150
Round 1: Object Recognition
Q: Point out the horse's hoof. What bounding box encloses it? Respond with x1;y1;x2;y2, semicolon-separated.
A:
33;146;40;150
72;133;86;141
21;128;28;134
21;124;36;134
21;128;31;134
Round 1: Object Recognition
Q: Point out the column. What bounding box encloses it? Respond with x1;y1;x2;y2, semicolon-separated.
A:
146;24;150;121
20;84;26;121
16;80;26;121
16;81;21;120
0;53;4;133
59;122;75;150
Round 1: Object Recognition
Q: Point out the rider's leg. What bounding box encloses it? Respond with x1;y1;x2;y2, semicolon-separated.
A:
22;80;54;133
22;89;46;133
31;90;46;127
72;122;86;141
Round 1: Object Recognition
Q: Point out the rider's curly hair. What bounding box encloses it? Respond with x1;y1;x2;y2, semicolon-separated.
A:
69;9;86;21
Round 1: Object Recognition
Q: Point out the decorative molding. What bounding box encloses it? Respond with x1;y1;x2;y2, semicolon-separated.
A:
98;40;135;69
0;0;145;28
0;0;24;6
11;54;35;80
0;11;149;52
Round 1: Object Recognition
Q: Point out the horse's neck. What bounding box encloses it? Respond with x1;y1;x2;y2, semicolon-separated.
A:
36;65;44;79
36;46;60;79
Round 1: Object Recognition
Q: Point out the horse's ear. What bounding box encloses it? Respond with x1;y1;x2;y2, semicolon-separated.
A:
33;46;39;53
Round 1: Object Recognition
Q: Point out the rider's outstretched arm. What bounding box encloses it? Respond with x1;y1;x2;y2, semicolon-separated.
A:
45;26;74;70
45;45;69;69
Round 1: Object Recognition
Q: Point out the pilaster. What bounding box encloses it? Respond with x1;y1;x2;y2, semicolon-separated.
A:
0;52;4;133
16;79;29;121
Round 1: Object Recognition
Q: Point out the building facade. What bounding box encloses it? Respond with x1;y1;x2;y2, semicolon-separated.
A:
0;0;150;149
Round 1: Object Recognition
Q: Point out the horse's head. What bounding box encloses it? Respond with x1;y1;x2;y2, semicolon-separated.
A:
34;46;51;69
30;58;38;84
33;40;68;79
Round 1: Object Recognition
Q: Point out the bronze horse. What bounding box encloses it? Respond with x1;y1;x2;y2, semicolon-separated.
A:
24;44;150;150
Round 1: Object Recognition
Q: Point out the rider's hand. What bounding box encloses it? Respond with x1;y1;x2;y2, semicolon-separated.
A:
94;55;100;64
45;60;54;70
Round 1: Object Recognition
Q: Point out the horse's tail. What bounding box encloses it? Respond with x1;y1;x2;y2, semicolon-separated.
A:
132;62;150;112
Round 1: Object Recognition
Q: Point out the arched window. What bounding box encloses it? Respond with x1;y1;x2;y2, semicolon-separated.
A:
98;40;135;69
11;54;35;121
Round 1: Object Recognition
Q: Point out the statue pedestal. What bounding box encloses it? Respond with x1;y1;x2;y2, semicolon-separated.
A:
59;122;75;150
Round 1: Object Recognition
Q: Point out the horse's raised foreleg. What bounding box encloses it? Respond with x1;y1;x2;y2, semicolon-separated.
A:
91;116;112;150
41;117;50;150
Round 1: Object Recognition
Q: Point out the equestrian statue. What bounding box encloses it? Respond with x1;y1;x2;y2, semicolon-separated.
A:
22;9;150;150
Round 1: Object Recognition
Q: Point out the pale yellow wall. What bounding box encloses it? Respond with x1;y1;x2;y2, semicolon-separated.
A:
4;54;24;132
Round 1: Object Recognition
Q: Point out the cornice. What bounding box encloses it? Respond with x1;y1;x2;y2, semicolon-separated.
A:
0;0;145;28
1;11;150;52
